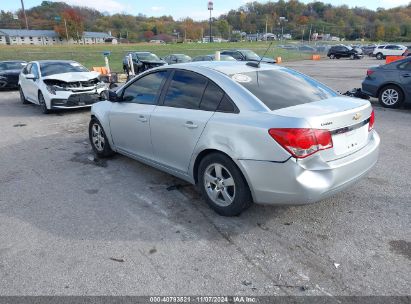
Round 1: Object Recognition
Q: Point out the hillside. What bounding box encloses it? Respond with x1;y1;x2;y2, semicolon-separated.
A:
1;0;411;42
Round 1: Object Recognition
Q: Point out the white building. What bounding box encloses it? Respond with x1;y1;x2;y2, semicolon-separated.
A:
0;29;117;45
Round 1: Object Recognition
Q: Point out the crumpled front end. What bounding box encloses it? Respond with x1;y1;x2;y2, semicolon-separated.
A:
43;78;107;109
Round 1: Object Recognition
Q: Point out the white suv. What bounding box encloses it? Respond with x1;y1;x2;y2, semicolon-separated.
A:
373;44;408;60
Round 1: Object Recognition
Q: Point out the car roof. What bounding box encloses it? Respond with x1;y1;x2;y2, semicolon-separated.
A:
31;60;78;64
0;60;26;63
164;60;280;75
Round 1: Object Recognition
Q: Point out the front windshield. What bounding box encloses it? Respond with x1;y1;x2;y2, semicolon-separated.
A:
137;53;160;61
0;62;26;71
40;62;89;77
242;50;261;60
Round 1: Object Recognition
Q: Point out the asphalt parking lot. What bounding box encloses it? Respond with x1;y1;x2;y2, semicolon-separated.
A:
0;57;410;296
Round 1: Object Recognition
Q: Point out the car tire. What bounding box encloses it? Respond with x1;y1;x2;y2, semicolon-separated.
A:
376;53;383;60
38;91;50;114
329;54;335;59
198;153;252;216
378;85;404;108
19;87;29;104
336;56;340;59
89;118;114;157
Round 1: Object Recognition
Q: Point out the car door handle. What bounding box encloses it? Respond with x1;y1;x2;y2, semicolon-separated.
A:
402;73;411;78
137;115;147;122
184;121;198;129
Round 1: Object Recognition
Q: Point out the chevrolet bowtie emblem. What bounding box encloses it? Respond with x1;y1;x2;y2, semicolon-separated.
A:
353;113;362;121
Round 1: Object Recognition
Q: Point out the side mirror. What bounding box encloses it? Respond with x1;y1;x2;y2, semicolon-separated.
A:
25;73;36;80
102;90;120;102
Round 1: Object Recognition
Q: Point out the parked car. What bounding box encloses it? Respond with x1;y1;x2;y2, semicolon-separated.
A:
372;44;408;60
278;45;298;51
19;60;106;114
361;44;377;56
298;45;316;52
89;61;379;216
162;54;192;65
327;45;363;59
0;60;26;89
122;52;167;75
220;49;276;64
192;54;236;62
362;57;411;108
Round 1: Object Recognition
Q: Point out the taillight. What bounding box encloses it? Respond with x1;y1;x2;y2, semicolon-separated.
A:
268;128;333;159
366;69;375;77
368;109;375;131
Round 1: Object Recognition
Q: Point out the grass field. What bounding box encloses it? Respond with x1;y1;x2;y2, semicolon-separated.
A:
0;41;315;72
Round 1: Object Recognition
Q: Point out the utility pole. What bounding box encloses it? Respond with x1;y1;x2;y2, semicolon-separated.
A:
64;18;69;43
208;1;213;43
265;16;268;42
309;24;312;43
20;0;29;29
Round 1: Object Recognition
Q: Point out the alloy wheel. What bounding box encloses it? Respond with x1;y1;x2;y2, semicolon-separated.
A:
381;89;399;106
204;163;236;207
91;123;105;152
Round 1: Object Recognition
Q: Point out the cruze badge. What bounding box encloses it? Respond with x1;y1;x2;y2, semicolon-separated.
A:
353;113;362;121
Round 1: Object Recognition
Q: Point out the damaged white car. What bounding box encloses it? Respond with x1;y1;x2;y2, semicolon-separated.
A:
19;60;107;114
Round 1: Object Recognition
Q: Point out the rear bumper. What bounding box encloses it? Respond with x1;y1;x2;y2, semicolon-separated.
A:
238;130;380;205
361;79;379;98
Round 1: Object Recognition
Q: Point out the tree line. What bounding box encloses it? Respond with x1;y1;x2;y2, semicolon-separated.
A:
0;0;411;42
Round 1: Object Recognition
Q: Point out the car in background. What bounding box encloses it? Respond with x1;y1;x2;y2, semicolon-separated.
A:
278;45;298;51
361;44;377;56
220;49;276;64
122;52;167;75
89;61;379;216
327;45;363;59
298;45;316;52
162;54;192;65
192;54;236;62
372;44;408;60
0;60;27;89
362;57;411;108
19;60;106;114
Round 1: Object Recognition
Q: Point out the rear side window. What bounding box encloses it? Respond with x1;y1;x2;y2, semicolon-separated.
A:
163;70;208;109
217;95;238;113
233;68;338;111
200;81;224;111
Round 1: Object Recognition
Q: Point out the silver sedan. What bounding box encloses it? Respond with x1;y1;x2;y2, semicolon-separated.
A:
89;61;380;216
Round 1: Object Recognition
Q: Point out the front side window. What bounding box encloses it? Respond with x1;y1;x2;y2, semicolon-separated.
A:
163;70;208;109
233;68;338;111
122;71;168;104
31;63;40;78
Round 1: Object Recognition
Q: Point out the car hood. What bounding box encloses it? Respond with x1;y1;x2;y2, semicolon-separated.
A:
0;69;21;76
42;71;100;82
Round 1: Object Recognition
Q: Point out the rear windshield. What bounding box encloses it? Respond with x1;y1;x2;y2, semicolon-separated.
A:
232;68;337;110
40;62;88;77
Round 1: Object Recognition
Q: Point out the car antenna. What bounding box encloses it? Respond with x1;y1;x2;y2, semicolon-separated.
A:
246;40;275;68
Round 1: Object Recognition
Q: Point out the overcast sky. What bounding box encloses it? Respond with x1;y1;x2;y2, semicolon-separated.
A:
3;0;411;21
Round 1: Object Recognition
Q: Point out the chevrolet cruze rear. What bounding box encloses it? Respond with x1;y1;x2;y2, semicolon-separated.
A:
89;61;379;216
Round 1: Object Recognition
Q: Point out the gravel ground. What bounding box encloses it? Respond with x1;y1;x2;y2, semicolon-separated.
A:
0;57;410;296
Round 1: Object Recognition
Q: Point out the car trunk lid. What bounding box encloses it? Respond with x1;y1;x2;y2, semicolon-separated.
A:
272;96;373;161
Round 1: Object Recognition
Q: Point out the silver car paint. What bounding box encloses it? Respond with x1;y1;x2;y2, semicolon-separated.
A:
91;62;380;205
